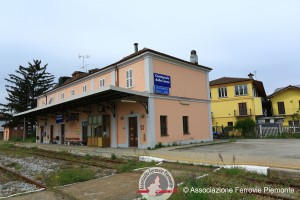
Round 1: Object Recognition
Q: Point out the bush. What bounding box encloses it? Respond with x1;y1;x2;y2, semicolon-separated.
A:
234;118;256;137
111;153;117;160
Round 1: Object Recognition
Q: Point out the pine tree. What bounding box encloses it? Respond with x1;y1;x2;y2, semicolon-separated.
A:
0;60;55;136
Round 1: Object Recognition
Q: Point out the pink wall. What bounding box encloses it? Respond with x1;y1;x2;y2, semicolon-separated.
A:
155;98;210;145
153;59;208;99
118;59;145;92
116;102;147;145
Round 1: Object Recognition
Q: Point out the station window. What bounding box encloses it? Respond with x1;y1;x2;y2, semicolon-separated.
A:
160;116;168;136
49;97;54;104
61;92;65;100
100;79;105;87
83;85;87;93
182;116;189;134
126;69;133;88
71;89;75;96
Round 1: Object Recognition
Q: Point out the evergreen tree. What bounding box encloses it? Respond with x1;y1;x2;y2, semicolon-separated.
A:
0;60;55;136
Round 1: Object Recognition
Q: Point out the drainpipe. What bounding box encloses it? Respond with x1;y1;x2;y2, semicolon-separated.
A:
115;66;119;87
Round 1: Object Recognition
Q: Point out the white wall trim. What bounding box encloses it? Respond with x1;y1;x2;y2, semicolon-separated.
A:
147;97;156;148
150;94;210;103
111;70;116;86
206;71;213;141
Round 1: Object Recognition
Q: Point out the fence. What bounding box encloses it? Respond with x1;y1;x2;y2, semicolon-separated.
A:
213;124;300;139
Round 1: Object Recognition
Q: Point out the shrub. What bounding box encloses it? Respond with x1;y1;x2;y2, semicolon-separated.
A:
111;153;117;160
234;118;256;137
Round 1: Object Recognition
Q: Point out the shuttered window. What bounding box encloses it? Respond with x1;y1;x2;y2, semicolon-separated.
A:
277;102;285;114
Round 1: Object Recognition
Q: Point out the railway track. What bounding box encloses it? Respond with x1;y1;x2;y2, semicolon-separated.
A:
0;164;46;189
0;147;126;169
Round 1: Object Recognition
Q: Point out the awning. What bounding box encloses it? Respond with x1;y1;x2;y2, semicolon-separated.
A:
13;85;149;118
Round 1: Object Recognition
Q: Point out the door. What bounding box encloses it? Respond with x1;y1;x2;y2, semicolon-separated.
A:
40;126;44;143
61;124;65;144
129;117;138;147
238;103;247;116
50;125;54;144
82;121;88;145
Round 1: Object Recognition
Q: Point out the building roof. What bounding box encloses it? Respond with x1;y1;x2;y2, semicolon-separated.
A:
209;77;266;97
210;77;252;86
49;48;212;92
269;85;300;98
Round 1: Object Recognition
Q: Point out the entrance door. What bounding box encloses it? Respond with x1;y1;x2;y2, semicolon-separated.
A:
40;126;44;143
82;121;88;145
50;125;54;144
61;124;65;144
129;117;138;147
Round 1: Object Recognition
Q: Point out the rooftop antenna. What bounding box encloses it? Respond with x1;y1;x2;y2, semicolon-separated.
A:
78;54;90;72
254;70;257;80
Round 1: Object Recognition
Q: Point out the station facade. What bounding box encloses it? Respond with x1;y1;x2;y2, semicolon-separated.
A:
15;46;212;148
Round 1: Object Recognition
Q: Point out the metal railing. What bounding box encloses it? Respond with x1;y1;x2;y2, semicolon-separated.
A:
234;109;252;117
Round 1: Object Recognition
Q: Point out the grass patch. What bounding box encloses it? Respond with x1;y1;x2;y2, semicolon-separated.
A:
111;153;117;160
117;159;156;173
46;168;96;187
0;143;15;150
5;162;22;170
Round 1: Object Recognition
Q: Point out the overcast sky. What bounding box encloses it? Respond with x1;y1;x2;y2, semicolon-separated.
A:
1;0;299;104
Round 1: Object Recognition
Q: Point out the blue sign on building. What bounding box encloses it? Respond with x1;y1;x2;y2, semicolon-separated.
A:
154;73;171;88
154;85;170;95
153;73;171;95
56;114;64;124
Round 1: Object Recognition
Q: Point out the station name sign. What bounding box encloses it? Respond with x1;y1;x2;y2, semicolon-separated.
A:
56;114;63;124
154;73;171;95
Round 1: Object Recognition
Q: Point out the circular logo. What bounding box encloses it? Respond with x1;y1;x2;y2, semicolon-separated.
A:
138;167;176;200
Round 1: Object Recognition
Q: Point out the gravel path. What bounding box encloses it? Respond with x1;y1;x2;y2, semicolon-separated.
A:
0;154;66;198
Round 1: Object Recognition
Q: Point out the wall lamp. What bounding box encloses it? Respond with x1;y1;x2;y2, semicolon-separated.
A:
121;99;136;103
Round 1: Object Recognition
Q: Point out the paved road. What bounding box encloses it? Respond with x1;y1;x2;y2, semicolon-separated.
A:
164;139;300;169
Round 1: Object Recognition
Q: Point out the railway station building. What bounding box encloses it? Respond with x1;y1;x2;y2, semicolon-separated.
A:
14;44;212;148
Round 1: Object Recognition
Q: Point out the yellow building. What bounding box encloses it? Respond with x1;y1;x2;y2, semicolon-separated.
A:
269;85;300;126
210;74;267;130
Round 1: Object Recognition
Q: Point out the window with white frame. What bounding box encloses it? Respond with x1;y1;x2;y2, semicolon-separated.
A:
83;85;87;93
49;97;54;104
126;69;133;88
99;79;105;87
218;87;227;98
61;92;65;100
235;85;248;96
71;89;75;96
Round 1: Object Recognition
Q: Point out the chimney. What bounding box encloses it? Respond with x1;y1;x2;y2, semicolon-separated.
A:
248;73;254;79
190;50;198;64
134;43;138;53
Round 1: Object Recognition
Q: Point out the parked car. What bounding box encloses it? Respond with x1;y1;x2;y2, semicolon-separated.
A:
213;131;223;139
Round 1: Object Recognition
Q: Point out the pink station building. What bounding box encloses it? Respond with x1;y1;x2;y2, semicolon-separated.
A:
15;44;213;148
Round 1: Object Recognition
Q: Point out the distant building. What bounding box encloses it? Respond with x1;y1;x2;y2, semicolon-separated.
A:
2;122;24;141
210;73;269;130
0;114;7;139
268;85;300;126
